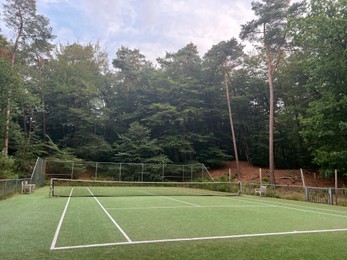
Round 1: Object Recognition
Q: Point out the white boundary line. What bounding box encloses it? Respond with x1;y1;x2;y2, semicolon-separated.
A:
105;205;273;210
87;188;132;242
51;227;347;251
242;197;347;215
50;188;74;250
230;197;347;219
140;190;201;207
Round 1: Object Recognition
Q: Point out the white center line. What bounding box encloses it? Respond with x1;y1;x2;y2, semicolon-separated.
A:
88;188;132;242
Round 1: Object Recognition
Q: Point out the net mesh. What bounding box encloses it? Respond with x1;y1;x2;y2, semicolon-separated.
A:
50;178;241;197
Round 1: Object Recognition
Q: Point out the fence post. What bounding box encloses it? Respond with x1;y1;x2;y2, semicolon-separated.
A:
162;164;165;181
119;163;122;181
335;169;338;205
328;188;333;205
71;161;74;179
304;187;309;202
95;162;98;180
141;163;144;182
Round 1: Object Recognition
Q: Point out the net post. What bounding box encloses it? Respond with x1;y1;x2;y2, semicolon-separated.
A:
182;165;185;181
49;178;54;197
190;165;193;182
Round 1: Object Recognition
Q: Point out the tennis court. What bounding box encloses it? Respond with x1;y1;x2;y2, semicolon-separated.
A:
49;182;347;251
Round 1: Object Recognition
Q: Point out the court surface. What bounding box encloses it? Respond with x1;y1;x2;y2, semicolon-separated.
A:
50;187;347;251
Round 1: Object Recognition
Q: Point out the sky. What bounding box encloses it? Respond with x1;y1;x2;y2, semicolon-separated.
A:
0;0;256;63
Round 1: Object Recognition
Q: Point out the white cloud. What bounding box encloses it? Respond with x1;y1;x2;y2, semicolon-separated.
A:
2;0;256;62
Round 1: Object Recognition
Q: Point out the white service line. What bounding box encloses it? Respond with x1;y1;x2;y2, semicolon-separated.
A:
105;205;273;210
51;227;347;251
88;188;132;242
140;190;201;207
50;188;74;250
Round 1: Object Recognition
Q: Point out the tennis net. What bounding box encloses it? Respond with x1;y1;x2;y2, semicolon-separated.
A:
50;178;241;197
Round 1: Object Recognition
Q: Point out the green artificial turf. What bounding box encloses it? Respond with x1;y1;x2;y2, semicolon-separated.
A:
1;187;347;259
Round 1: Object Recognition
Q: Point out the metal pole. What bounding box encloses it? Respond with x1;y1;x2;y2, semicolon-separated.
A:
119;163;122;181
141;163;144;182
95;162;98;180
162;164;165;181
335;169;338;205
71;162;74;179
304;187;309;202
328;188;333;205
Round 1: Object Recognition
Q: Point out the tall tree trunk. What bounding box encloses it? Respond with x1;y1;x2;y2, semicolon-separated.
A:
266;44;276;185
224;67;241;178
3;5;24;157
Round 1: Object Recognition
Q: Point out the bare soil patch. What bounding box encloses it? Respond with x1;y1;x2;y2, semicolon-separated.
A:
210;161;347;187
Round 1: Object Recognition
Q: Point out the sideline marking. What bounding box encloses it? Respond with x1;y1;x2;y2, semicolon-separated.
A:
51;227;347;250
231;197;347;219
244;198;347;215
88;188;132;242
50;188;73;250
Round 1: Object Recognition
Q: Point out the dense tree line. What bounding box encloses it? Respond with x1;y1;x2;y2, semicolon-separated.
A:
0;0;346;180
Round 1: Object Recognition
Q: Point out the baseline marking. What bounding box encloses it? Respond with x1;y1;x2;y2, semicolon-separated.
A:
50;188;74;250
51;227;347;250
88;188;132;242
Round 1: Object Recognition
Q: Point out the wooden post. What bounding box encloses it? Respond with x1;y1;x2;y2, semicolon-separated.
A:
335;169;338;205
259;168;262;186
300;168;305;187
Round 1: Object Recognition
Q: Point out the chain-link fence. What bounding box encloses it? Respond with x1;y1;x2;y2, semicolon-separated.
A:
242;183;347;206
45;160;214;182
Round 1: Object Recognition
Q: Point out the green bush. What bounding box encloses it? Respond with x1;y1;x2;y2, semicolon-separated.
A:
0;156;17;179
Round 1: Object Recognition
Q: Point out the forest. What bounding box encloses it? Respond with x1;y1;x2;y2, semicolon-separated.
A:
0;0;346;182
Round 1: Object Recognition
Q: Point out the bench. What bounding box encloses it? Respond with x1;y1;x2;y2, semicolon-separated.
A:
255;185;267;196
21;181;36;194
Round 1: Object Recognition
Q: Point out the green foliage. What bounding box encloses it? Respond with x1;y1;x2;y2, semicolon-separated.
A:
301;94;347;176
114;122;170;163
0;156;17;178
1;0;346;179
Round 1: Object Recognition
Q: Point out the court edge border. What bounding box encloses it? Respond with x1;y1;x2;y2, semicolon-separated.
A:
51;228;347;251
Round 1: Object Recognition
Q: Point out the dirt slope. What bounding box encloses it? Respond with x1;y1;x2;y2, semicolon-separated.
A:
209;161;346;187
